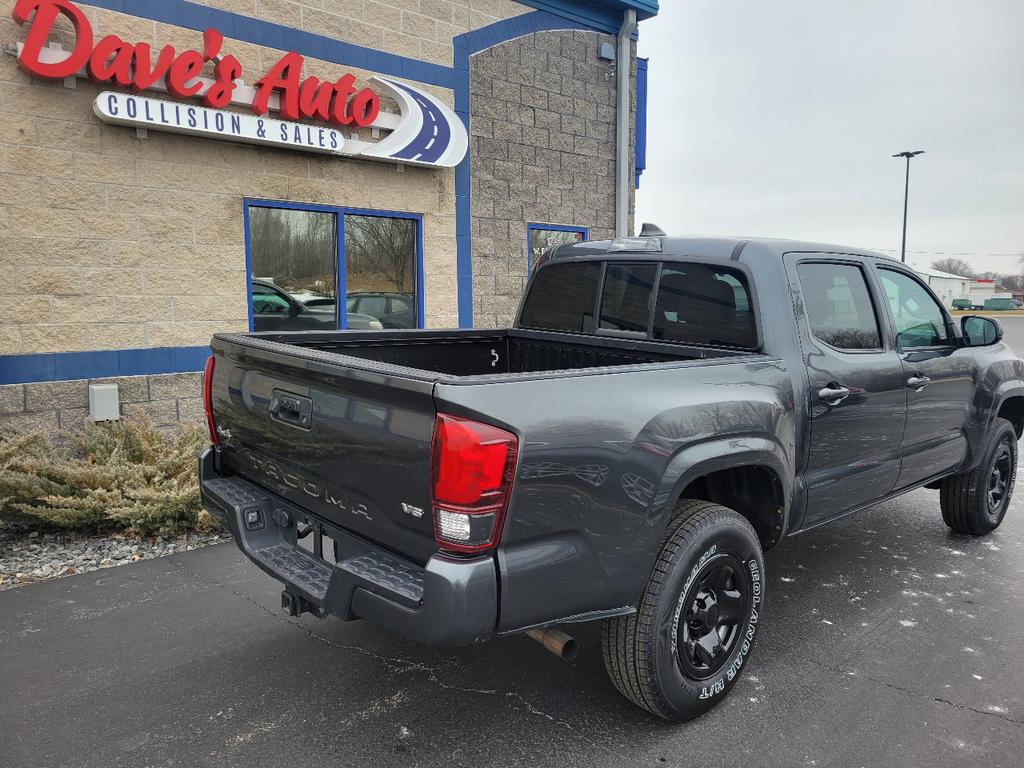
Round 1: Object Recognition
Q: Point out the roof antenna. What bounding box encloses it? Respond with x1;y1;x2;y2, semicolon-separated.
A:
639;223;666;237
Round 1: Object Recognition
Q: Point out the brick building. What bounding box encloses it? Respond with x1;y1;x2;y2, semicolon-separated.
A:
0;0;656;431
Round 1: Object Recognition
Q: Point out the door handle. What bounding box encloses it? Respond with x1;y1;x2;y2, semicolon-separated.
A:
818;385;851;405
906;375;931;391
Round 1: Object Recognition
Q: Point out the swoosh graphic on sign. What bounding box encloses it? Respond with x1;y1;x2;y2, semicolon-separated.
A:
360;76;468;167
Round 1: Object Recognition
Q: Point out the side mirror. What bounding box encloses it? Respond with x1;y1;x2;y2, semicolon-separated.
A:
962;315;1003;347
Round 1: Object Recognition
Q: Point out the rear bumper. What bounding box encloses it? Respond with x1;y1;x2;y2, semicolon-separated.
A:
199;448;497;646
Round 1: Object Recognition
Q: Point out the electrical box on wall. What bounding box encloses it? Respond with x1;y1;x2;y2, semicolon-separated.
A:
88;384;120;422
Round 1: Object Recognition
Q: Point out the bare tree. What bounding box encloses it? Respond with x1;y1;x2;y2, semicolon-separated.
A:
345;215;415;292
250;208;336;295
998;274;1024;292
931;257;975;277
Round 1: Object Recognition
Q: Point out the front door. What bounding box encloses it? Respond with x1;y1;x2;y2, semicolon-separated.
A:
788;257;909;527
875;267;976;489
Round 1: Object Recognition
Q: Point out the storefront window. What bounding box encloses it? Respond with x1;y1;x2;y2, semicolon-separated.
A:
246;202;422;332
249;207;338;332
527;224;588;270
345;215;418;329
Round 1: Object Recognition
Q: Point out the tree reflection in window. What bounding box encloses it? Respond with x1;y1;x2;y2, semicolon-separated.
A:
344;215;417;329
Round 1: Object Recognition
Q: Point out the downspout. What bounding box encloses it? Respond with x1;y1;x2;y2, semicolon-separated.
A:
615;9;638;238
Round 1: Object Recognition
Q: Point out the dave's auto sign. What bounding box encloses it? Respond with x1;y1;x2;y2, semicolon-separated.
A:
12;0;468;166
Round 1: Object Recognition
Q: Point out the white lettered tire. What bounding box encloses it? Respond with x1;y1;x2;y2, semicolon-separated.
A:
602;499;765;720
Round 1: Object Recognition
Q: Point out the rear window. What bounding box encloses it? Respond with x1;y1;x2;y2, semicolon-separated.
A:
520;259;757;349
653;265;757;348
519;261;601;332
599;264;658;332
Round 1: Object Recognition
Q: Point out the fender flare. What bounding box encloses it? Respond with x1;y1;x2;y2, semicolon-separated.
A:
991;384;1024;433
651;435;794;539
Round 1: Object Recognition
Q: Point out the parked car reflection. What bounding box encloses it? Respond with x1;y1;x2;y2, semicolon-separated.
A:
346;292;417;329
252;279;383;331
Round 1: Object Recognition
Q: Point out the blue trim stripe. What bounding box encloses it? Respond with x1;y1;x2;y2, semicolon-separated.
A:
635;57;648;188
242;201;254;331
335;211;347;328
80;0;457;89
0;347;210;386
517;1;658;34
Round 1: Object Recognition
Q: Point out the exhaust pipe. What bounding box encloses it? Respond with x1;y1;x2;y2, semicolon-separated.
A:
526;627;578;660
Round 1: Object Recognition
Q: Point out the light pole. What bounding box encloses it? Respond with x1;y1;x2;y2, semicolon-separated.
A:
893;150;925;262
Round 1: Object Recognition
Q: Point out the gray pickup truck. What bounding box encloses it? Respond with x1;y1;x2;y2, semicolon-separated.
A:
199;235;1024;720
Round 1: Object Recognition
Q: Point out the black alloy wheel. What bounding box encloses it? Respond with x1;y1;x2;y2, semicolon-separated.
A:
987;438;1014;521
675;555;750;680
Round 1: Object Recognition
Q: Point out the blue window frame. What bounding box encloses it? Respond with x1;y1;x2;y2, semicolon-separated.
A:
526;223;589;271
243;199;425;332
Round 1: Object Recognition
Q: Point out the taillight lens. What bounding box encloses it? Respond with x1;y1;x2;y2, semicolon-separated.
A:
203;355;218;445
431;414;518;554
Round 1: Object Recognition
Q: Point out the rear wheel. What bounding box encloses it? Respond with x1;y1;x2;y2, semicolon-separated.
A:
940;417;1017;535
602;499;764;721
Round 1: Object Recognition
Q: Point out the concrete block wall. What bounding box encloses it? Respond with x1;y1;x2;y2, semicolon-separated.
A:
194;0;529;66
468;29;637;328
0;373;204;432
0;0;533;356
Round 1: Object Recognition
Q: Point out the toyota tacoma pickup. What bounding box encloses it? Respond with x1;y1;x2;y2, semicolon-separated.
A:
199;235;1024;720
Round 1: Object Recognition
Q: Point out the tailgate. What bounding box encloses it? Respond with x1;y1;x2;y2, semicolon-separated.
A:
209;336;439;565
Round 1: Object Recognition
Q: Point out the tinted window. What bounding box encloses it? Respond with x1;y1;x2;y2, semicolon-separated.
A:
653;264;757;348
878;269;949;347
529;226;586;268
345;215;418;328
248;206;422;330
249;207;336;331
520;261;601;332
599;264;658;332
797;263;881;350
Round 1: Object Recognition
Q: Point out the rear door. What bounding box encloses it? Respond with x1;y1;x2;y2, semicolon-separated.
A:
874;266;976;489
787;256;908;526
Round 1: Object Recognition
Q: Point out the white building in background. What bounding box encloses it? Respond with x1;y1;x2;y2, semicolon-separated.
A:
913;267;972;308
970;279;998;305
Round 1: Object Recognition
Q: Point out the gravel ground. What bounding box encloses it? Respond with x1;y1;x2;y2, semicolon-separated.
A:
0;526;230;590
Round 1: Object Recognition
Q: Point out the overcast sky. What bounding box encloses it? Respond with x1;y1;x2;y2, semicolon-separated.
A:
635;1;1024;275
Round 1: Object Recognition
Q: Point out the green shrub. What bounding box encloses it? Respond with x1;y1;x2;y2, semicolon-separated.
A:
0;417;220;536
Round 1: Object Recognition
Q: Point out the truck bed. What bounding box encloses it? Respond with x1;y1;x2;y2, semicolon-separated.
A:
207;327;769;566
219;327;752;380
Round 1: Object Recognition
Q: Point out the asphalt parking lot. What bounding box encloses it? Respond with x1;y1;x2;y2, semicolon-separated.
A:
3;480;1024;767
3;318;1023;768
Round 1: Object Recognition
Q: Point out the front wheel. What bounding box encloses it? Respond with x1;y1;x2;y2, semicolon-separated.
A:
940;417;1018;535
601;499;765;721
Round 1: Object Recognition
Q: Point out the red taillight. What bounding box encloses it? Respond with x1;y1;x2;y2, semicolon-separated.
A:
431;414;518;554
203;355;218;445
